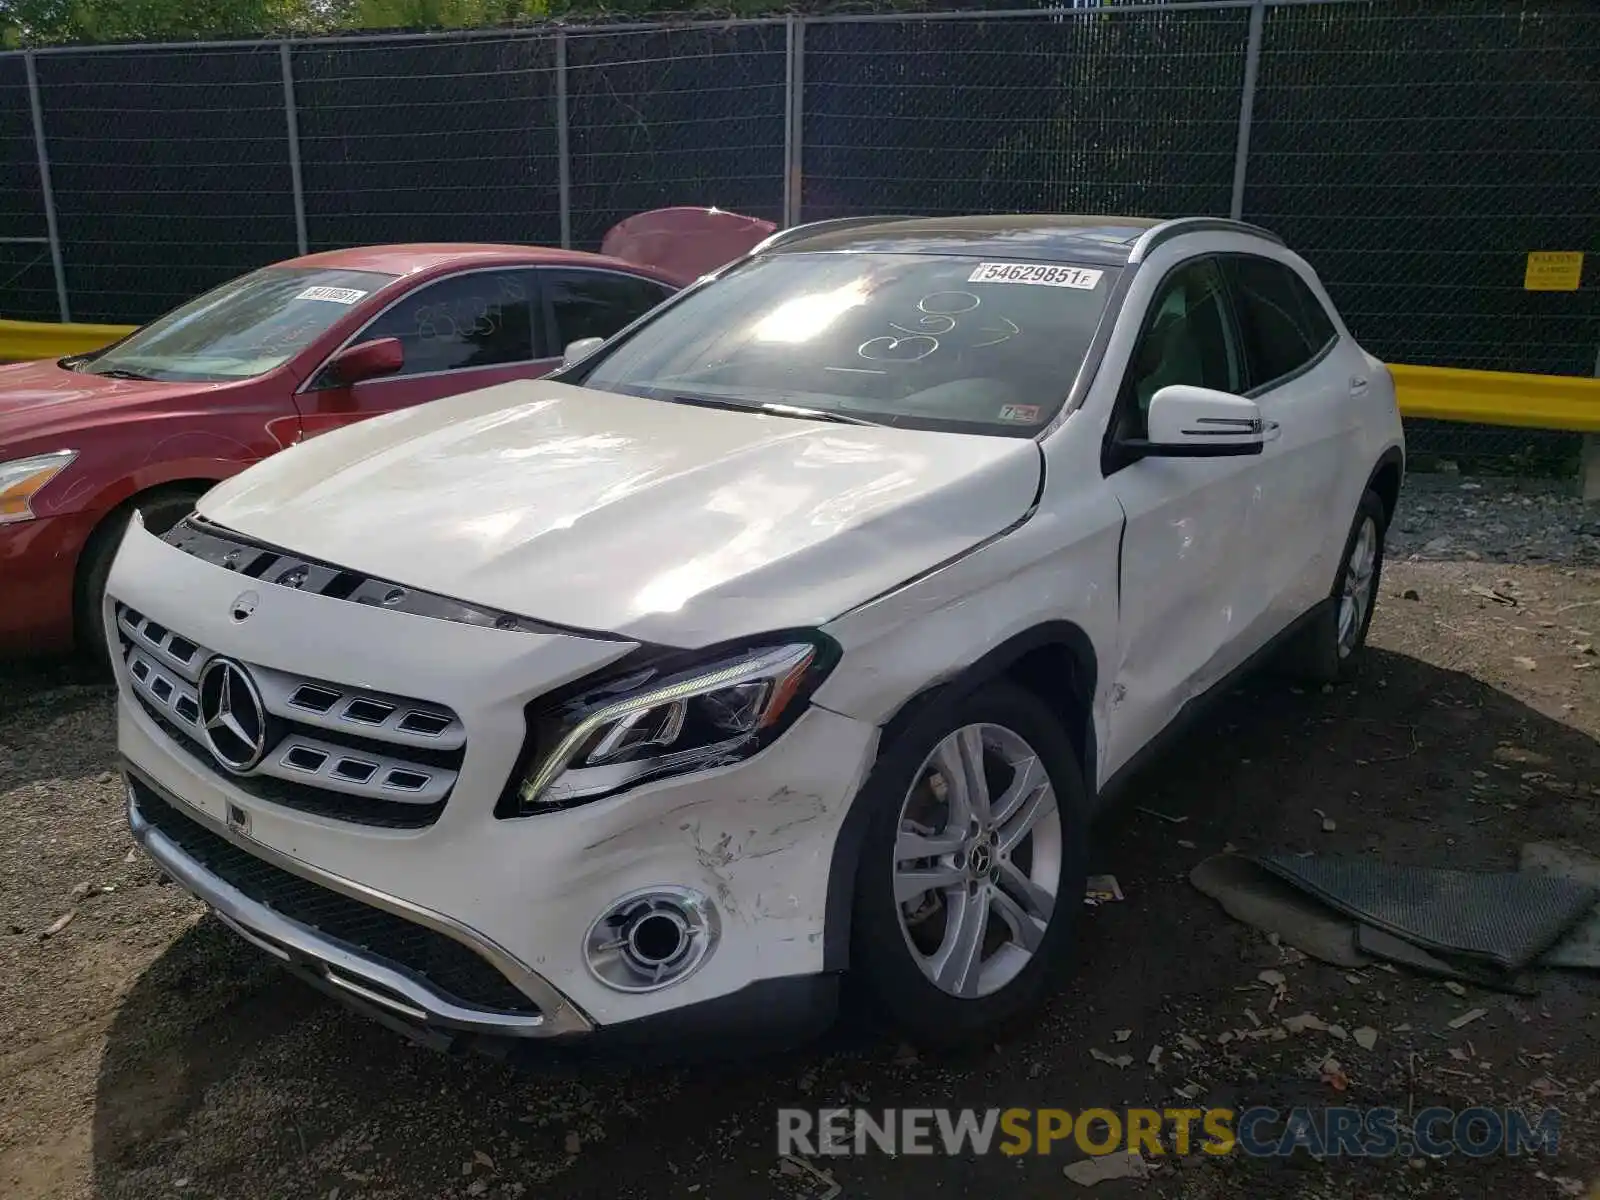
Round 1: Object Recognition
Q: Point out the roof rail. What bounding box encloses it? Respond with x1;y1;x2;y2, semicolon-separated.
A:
1127;217;1285;264
746;214;925;257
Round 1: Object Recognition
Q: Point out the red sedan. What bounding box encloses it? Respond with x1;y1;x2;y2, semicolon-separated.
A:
0;209;773;659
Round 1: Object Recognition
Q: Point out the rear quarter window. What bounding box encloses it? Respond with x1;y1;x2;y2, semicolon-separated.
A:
1224;255;1339;389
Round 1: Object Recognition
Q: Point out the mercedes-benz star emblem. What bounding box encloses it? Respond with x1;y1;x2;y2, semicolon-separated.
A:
197;658;268;773
230;590;259;622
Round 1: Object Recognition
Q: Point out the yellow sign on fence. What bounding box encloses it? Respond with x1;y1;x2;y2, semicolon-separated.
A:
1524;251;1584;292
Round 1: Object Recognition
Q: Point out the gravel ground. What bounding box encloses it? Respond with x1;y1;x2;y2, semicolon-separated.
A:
3;475;1599;1200
1387;474;1600;567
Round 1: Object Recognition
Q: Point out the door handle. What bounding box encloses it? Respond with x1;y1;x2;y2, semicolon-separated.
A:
1349;375;1370;396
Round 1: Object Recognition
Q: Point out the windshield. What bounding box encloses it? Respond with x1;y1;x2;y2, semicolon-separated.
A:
575;252;1117;434
80;266;396;383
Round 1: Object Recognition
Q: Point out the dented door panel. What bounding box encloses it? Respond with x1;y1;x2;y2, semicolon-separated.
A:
1102;455;1262;779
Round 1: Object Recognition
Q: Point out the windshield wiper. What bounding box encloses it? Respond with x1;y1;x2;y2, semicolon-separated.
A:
92;368;157;381
669;395;878;427
755;401;878;426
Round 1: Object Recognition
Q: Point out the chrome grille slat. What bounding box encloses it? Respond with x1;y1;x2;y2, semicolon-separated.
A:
118;608;205;683
283;746;329;772
266;734;453;805
342;699;397;726
126;648;204;731
288;685;341;714
397;711;451;737
251;666;466;752
112;602;462;825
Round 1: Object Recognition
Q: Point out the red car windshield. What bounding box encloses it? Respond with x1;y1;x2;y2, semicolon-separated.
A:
79;266;396;383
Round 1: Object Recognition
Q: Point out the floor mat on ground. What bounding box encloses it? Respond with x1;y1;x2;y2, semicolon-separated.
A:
1255;855;1596;973
1192;855;1534;988
1189;854;1368;968
1352;925;1537;994
1520;843;1600;970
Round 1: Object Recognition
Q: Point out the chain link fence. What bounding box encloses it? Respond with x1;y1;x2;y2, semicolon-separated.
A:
295;35;562;252
0;53;56;321
1246;0;1599;470
803;8;1251;220
35;45;299;324
567;24;788;247
2;0;1596;468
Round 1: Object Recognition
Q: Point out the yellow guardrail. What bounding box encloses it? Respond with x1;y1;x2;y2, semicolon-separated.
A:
1390;363;1600;434
1;320;1596;436
0;318;136;361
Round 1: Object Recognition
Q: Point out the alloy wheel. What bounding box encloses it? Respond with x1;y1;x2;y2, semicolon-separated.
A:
1337;515;1378;658
892;723;1064;999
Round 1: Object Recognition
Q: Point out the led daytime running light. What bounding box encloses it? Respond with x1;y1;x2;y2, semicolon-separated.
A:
520;643;816;806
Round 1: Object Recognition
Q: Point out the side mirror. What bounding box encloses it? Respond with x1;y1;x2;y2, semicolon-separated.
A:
1120;384;1274;462
326;337;403;386
562;336;605;367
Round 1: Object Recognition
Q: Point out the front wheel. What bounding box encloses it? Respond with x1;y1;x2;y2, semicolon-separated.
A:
848;682;1088;1049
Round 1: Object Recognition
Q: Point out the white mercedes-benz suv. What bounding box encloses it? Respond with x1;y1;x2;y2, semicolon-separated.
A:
109;215;1404;1057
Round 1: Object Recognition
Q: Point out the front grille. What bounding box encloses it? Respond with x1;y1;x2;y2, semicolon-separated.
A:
116;603;461;829
131;778;536;1013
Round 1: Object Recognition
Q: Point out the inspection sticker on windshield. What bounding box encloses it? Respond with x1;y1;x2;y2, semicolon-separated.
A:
967;262;1102;289
998;404;1042;423
295;285;368;305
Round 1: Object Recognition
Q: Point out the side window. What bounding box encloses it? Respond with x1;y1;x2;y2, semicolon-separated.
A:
1118;257;1244;440
322;269;536;384
1224;256;1337;389
543;270;673;356
1294;275;1337;350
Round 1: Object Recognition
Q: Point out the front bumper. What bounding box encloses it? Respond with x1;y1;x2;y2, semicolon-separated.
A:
126;763;590;1040
111;518;879;1043
126;765;843;1058
0;508;99;655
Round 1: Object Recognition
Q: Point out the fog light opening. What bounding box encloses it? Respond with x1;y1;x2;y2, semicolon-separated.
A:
626;911;689;969
584;887;719;993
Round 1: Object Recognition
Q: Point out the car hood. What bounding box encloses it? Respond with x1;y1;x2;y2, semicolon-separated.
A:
600;207;776;284
0;357;212;453
196;379;1041;647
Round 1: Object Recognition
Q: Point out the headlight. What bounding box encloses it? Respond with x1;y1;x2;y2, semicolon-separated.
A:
0;450;77;526
505;634;838;813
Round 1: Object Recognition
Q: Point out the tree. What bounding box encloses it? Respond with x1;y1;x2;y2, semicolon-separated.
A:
0;0;775;44
348;0;549;29
1;0;328;44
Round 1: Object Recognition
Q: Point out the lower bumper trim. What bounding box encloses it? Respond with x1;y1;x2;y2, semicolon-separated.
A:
124;766;590;1039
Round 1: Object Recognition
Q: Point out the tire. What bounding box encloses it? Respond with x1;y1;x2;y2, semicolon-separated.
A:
848;681;1089;1050
1283;488;1388;685
76;487;203;667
